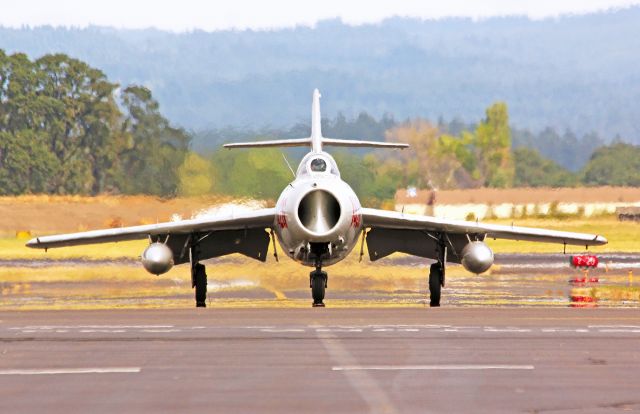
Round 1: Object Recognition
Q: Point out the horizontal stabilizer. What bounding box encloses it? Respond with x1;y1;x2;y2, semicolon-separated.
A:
223;137;408;150
322;138;408;149
223;138;311;149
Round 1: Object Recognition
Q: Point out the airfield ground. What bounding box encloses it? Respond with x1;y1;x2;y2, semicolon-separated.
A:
1;308;640;413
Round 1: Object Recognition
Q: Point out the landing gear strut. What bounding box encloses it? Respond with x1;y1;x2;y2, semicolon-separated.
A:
310;264;327;307
191;243;207;308
429;234;447;307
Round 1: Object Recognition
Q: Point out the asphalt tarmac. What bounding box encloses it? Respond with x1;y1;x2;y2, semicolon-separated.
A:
1;308;639;413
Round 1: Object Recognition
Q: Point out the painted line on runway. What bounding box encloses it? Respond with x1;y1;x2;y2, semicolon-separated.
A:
9;325;173;330
0;367;141;375
332;365;535;371
260;329;306;333
598;329;640;333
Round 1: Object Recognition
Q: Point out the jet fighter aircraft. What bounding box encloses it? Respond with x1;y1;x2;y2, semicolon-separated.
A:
27;89;607;307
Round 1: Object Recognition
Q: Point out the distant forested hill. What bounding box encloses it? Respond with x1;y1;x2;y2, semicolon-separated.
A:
1;7;639;141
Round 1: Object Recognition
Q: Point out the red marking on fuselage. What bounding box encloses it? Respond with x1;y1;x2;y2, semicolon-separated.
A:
350;198;361;228
351;213;361;228
277;213;288;229
276;197;288;229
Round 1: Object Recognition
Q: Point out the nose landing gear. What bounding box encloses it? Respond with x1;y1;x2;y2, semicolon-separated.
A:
308;243;330;307
310;265;327;307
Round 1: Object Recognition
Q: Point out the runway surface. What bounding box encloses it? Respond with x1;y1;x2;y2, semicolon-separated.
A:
1;308;640;413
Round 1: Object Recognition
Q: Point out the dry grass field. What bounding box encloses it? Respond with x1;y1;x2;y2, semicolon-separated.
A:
398;186;640;204
0;194;251;236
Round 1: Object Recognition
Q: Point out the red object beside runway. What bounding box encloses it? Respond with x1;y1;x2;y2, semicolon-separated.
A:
570;255;598;268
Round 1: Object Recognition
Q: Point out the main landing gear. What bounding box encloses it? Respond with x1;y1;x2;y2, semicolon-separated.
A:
193;263;207;307
191;244;207;308
429;234;447;307
429;262;443;307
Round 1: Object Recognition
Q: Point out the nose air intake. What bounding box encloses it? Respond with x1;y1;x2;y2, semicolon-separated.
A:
298;190;341;234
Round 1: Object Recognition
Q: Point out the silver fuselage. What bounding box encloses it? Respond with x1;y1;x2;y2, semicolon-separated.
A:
274;151;362;267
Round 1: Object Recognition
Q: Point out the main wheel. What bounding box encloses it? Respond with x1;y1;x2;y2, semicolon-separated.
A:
194;263;207;308
429;263;442;307
311;270;327;307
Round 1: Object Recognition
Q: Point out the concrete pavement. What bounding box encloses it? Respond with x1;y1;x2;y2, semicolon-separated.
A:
1;308;639;413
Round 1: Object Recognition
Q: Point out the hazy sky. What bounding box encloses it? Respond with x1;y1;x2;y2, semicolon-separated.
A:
2;0;639;31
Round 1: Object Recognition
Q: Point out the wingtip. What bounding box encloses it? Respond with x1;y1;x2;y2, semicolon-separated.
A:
595;235;608;245
25;237;39;248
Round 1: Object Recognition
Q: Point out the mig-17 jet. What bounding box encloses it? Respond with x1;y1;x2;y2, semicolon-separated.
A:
27;89;607;307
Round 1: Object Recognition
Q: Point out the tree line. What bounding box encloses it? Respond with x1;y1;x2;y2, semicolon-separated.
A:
0;50;189;196
2;51;638;202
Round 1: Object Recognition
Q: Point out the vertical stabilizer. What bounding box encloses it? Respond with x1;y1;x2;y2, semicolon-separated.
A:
311;88;322;152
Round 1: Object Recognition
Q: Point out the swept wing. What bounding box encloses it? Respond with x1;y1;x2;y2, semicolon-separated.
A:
26;208;275;249
361;208;606;263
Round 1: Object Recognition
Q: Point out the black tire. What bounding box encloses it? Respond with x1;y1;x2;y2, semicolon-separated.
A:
429;263;442;307
195;264;207;307
311;270;327;306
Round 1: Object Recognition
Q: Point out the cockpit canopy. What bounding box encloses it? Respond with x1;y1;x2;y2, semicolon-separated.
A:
296;152;340;177
310;157;327;172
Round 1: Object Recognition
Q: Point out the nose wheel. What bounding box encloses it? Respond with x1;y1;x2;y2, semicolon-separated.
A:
310;267;327;307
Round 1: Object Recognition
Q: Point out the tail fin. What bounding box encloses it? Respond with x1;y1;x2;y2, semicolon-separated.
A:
311;88;322;152
223;89;409;151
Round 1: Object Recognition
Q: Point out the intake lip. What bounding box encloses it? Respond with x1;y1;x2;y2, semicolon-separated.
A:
297;189;341;235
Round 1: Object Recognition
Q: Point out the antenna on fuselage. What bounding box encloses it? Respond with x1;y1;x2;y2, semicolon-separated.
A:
281;153;296;178
223;89;410;151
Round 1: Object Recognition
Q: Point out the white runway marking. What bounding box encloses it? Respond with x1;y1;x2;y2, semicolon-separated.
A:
142;329;181;333
484;327;532;332
260;329;305;333
315;328;362;333
0;367;141;375
333;365;535;371
598;329;640;333
9;325;173;330
5;324;640;337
